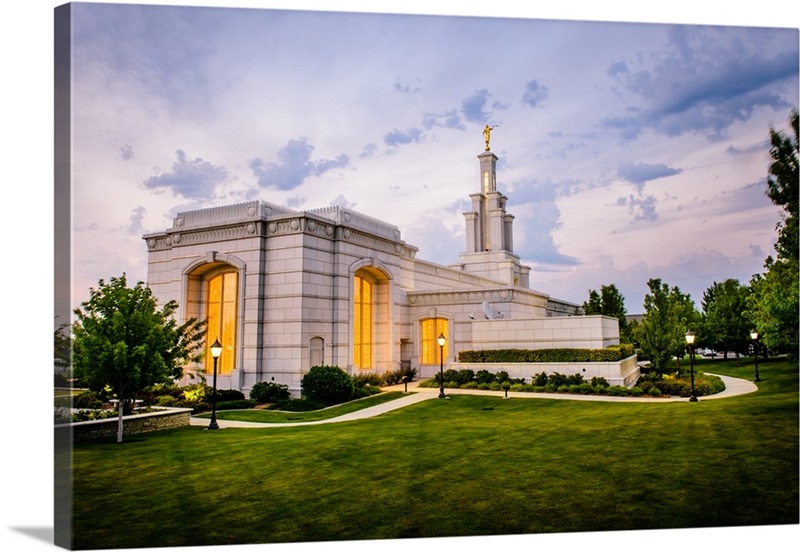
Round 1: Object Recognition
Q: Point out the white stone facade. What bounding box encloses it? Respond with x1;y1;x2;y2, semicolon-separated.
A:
143;148;630;396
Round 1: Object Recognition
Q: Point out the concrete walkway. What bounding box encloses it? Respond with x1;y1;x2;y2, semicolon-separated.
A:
189;373;758;429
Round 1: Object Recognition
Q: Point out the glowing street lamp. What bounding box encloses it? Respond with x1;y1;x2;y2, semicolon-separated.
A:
684;330;698;402
207;338;223;430
750;330;761;382
437;333;447;399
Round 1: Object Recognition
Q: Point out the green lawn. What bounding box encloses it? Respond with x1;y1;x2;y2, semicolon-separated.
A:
69;358;798;549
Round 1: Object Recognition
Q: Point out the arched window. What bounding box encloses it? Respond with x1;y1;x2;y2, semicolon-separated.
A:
353;273;373;369
205;271;238;375
420;318;448;364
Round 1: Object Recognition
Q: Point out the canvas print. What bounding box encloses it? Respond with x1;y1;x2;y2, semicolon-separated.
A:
52;2;798;551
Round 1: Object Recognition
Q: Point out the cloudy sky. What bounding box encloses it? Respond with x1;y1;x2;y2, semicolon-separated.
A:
64;1;798;317
2;2;798;552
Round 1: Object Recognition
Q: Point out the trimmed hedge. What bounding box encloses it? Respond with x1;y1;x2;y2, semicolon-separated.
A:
457;344;635;363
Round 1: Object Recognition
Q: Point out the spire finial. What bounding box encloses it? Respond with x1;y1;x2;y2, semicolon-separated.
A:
483;124;498;151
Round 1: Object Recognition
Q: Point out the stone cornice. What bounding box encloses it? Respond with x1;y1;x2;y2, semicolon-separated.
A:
144;211;419;259
408;287;548;307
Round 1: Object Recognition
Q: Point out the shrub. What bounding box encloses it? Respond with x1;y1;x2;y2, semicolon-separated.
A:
301;365;354;405
533;372;548;386
495;371;510;383
476;370;496;384
456;369;476;385
606;386;629;396
590;376;610;388
352;372;383;387
352;385;382;399
215;389;245;402
155;395;179;407
510;383;525;392
73;391;104;409
576;383;595;395
629;386;644;397
250;381;291;404
182;383;211;404
462;381;479;389
648;387;662;397
440;369;460;383
565;373;584;386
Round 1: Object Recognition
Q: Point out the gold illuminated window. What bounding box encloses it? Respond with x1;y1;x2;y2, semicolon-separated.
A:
353;274;373;369
421;318;448;364
206;271;237;375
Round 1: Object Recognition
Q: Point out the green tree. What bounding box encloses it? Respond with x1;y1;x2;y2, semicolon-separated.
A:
583;283;630;342
634;278;699;377
766;109;798;263
747;258;799;360
746;109;799;360
73;274;205;441
701;279;751;359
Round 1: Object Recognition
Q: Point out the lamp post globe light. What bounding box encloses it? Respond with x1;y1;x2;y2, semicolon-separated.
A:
207;338;223;430
684;330;698;402
437;333;447;399
750;330;761;382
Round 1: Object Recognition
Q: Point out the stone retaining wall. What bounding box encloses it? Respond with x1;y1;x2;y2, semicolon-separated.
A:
55;408;193;442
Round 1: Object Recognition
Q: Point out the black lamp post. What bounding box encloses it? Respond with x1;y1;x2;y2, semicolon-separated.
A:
685;330;698;402
207;338;223;430
437;333;447;399
750;330;761;382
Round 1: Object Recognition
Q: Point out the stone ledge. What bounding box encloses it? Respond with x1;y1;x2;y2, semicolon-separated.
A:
55;407;193;442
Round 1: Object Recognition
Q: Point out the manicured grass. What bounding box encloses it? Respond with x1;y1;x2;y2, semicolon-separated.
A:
195;391;407;423
69;358;798;549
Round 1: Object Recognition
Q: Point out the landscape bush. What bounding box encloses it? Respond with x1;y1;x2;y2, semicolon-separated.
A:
381;366;417;385
212;389;245;402
352;372;383;388
301;365;354;405
73;391;104;409
249;381;291;404
352;384;382;399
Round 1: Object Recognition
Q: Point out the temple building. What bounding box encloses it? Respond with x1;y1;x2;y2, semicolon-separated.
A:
143;135;629;395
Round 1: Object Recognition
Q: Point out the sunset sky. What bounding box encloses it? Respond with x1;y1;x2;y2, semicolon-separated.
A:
3;3;799;552
64;2;798;317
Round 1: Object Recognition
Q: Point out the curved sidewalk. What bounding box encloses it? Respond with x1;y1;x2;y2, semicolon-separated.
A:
189;373;757;429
